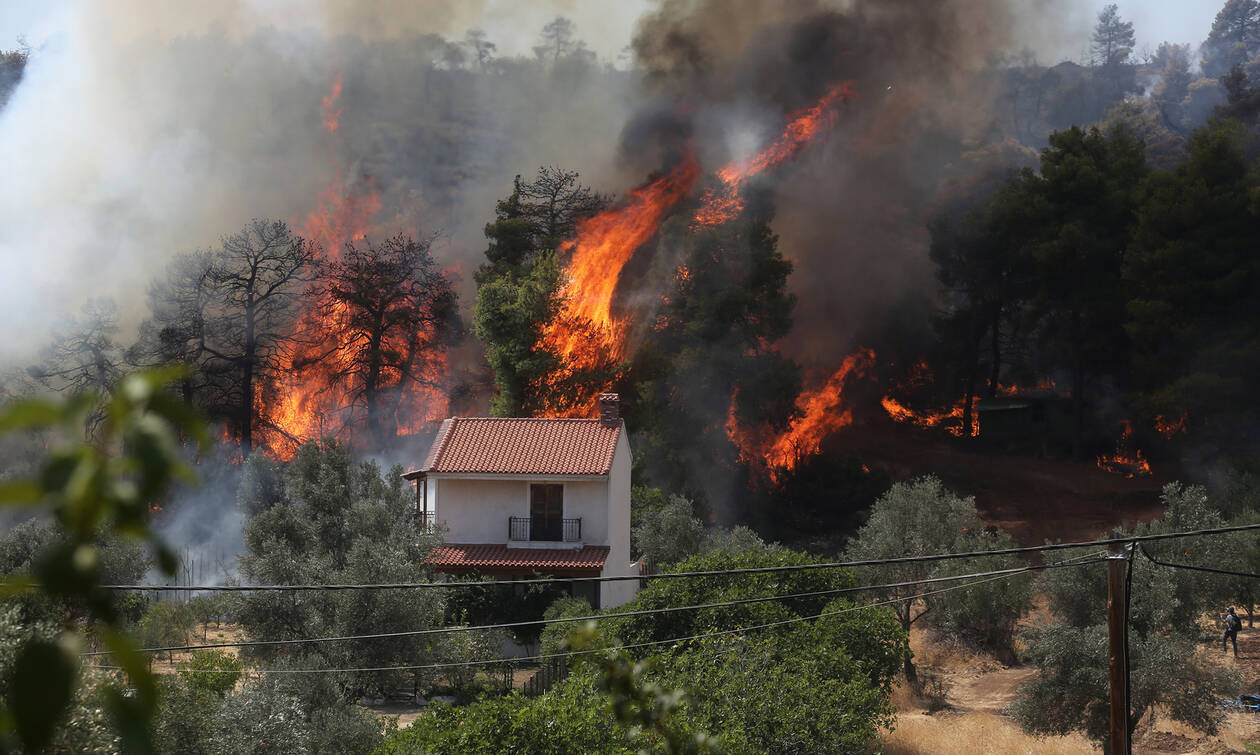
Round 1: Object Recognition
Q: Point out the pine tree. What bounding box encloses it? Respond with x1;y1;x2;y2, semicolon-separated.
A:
1203;0;1260;78
1091;4;1136;66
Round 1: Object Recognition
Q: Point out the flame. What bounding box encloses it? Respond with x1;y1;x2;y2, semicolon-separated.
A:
249;73;447;458
880;395;977;437
878;361;978;437
694;81;856;227
321;72;344;133
1097;420;1152;478
529;84;855;417
537;155;701;411
728;348;875;482
1154;410;1187;439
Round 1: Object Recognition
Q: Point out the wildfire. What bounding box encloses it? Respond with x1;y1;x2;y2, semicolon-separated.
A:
538;155;701;395
728;348;876;482
251;73;447;458
878;360;978;437
879;395;975;437
1097;420;1152;478
533;83;857;411
1154;410;1187;439
321;72;344;133
694;81;856;227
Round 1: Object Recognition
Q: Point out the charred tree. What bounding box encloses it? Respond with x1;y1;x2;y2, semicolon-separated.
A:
132;251;220;413
315;233;459;450
165;220;314;451
28;298;124;396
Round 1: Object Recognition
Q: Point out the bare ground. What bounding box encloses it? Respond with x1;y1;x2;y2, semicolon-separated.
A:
884;623;1260;754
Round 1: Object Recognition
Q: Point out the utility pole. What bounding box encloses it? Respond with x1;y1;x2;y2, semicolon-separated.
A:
1106;543;1130;755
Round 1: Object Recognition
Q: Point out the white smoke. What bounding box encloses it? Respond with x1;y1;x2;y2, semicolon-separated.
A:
0;0;647;367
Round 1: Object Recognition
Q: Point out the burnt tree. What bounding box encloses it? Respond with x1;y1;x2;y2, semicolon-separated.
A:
316;233;459;450
28;298;124;395
133;250;219;411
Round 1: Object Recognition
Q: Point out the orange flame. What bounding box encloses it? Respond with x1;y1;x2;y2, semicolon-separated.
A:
694;81;856;226
537;155;701;410
728;348;875;482
1097;420;1152;478
880;395;977;437
1154;410;1187;439
321;72;344;134
250;74;446;458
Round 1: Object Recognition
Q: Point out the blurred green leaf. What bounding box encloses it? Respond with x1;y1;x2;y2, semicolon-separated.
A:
0;573;36;600
0;480;42;506
6;639;77;753
0;399;62;431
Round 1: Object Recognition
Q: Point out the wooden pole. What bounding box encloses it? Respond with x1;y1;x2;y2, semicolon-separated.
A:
1107;544;1129;755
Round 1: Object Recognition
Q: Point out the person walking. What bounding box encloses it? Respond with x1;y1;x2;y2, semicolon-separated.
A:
1223;606;1241;657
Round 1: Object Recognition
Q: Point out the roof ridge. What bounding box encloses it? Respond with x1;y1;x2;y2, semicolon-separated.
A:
451;416;606;422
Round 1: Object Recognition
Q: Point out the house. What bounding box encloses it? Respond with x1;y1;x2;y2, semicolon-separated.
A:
403;393;637;610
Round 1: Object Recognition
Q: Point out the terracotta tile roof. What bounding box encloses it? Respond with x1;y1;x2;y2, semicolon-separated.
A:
427;544;610;575
415;417;621;476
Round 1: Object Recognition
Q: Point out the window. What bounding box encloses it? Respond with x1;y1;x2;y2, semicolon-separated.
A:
529;484;563;541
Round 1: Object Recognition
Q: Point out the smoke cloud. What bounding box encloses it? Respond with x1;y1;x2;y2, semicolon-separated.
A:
0;0;646;367
623;0;1066;366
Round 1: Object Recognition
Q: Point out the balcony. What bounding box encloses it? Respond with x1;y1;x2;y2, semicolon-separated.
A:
508;516;581;543
417;511;436;532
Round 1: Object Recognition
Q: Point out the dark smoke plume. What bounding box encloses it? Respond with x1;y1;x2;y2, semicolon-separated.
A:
626;0;1061;365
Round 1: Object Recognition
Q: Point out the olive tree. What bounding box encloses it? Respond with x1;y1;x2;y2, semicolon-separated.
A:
844;476;1033;679
1011;483;1242;750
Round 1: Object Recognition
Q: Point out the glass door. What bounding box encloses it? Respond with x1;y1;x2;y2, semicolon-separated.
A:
529;484;563;541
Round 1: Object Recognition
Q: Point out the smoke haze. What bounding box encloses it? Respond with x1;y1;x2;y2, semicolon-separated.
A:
0;1;646;366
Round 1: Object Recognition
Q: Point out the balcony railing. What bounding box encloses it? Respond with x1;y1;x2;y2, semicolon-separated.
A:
417;511;436;532
508;516;581;543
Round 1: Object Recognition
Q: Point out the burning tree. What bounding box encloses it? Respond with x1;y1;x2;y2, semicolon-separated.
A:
474;167;611;417
635;193;800;504
304;233;459;450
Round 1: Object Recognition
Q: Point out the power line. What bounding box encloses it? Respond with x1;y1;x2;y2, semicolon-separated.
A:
83;554;1105;658
88;554;1099;675
97;521;1260;592
1138;544;1260;579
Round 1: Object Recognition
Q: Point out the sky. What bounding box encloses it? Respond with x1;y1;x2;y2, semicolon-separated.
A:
0;1;1225;65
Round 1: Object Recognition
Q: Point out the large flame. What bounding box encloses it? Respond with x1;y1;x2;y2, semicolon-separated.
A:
1097;420;1152;478
536;83;856;418
537;155;701;405
728;348;875;482
321;72;344;134
251;74;446;457
694;81;856;227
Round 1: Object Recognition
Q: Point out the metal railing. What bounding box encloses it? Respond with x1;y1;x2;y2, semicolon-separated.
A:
417;511;436;532
508;517;581;543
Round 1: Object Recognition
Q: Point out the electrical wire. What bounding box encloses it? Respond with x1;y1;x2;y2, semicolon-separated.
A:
86;552;1102;675
1137;544;1260;579
97;521;1260;592
82;552;1105;658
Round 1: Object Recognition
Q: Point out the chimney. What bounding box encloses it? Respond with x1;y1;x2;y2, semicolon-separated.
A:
598;393;620;428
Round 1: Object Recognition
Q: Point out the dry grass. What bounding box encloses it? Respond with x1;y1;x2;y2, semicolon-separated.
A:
883;711;1098;754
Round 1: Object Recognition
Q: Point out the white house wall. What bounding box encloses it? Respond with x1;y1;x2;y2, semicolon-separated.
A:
601;429;637;608
434;477;610;546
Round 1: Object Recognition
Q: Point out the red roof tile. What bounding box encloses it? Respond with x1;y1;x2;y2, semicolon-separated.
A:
416;417;621;476
427;544;610;575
